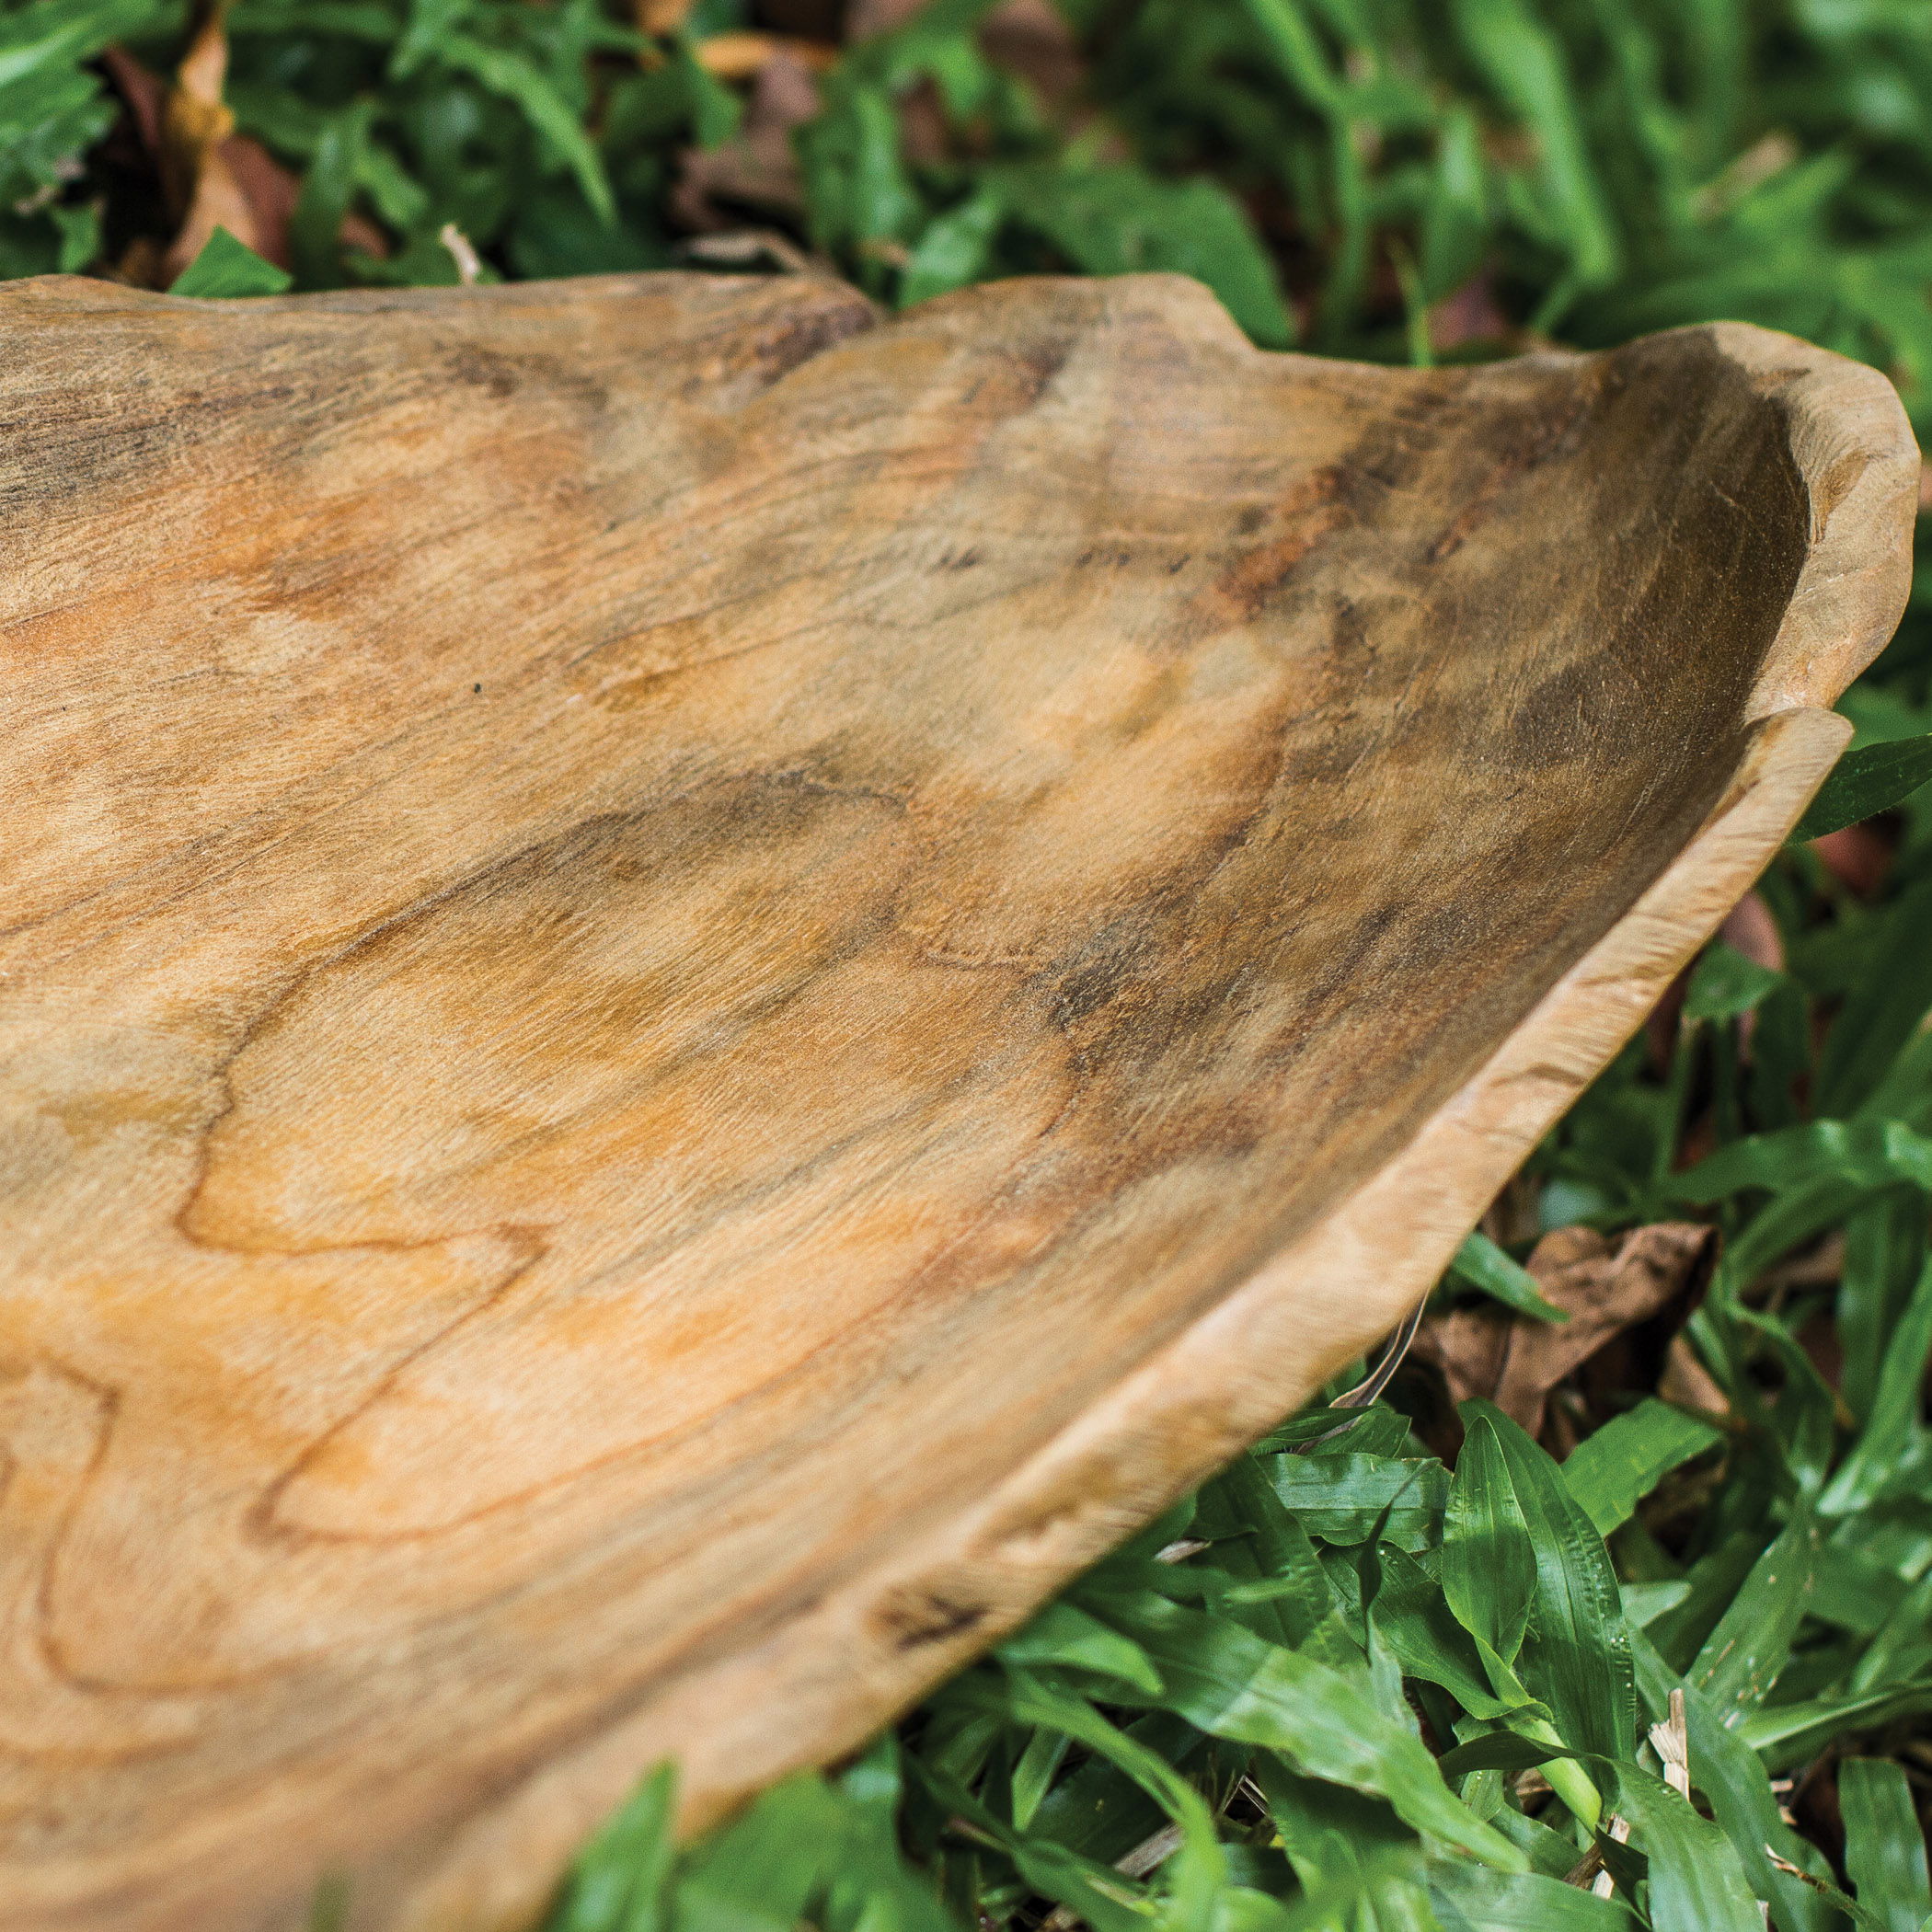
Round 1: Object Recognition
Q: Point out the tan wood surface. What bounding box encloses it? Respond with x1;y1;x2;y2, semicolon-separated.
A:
0;269;1914;1930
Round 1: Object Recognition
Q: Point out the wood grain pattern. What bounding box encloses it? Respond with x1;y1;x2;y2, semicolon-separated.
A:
0;269;1913;1931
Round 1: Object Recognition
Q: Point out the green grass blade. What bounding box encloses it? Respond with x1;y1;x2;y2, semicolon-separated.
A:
1742;1685;1932;1775
996;1602;1165;1697
1263;1455;1449;1549
551;1763;676;1932
1685;1504;1818;1723
907;1754;1154;1932
1684;941;1785;1025
1795;734;1932;841
673;1776;841;1932
1443;1410;1539;1664
289;98;374;291
1446;1231;1568;1323
1252;1764;1438;1930
1816;880;1932;1117
167;227;294;298
1842;1758;1932;1932
1447;0;1617;289
1561;1400;1722;1537
1429;1858;1635;1929
823;1738;962;1932
1197;1451;1357;1659
1823;1256;1932;1515
1090;1592;1526;1869
440;33;616;224
1839;1194;1929;1423
1631;1633;1840;1932
1455;1404;1636;1765
899;189;1003;305
990;1671;1232;1927
1610;1770;1765;1932
1368;1545;1520;1719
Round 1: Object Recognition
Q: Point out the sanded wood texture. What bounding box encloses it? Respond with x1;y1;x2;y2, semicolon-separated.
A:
0;270;1914;1930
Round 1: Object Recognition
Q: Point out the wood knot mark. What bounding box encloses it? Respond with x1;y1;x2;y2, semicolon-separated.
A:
873;1590;988;1651
743;298;880;389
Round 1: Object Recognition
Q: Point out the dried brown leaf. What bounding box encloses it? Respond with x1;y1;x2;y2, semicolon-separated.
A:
1719;889;1784;971
105;46;298;283
1812;822;1892;897
695;31;839;79
101;46;165;156
981;0;1085;104
160;2;268;283
1658;1333;1731;1420
123;7;383;287
1413;1222;1719;1438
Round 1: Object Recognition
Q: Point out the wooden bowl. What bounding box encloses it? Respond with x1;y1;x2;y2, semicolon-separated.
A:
0;270;1913;1931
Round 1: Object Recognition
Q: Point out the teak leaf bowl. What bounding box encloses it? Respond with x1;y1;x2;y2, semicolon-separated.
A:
0;270;1914;1929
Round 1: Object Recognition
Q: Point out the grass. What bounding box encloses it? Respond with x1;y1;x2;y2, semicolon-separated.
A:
8;0;1932;1925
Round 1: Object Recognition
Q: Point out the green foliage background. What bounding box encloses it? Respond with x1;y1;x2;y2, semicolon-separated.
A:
8;1;1932;1926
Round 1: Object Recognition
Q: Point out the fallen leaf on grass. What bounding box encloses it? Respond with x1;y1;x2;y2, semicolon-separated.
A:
672;49;822;231
684;0;1082;246
980;0;1086;106
108;29;385;287
695;33;839;80
1658;1334;1731;1420
1413;1223;1719;1442
159;2;264;283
